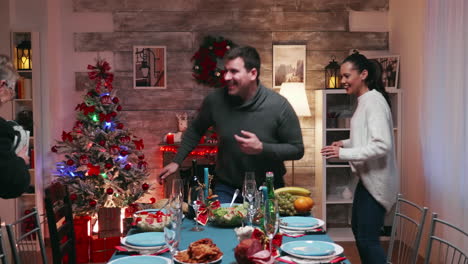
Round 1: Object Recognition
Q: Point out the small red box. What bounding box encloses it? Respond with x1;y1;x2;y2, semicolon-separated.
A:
73;216;91;263
90;235;120;262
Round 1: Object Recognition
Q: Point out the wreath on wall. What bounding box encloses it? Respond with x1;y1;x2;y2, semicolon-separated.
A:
191;35;236;88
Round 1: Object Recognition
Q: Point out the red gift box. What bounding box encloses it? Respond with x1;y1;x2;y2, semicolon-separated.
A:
90;235;120;262
74;216;91;263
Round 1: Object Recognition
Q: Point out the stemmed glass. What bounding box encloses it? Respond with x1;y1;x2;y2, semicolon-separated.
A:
188;187;205;232
243;179;257;225
264;198;279;254
170;178;184;211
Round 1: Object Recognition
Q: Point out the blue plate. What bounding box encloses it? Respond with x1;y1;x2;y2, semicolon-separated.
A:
108;255;171;264
280;216;319;228
125;232;165;247
281;241;335;256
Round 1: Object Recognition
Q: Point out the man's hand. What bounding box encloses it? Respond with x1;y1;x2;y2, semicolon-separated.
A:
158;162;179;185
234;130;263;155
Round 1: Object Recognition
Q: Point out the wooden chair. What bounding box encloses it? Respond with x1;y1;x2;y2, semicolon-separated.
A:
423;213;467;264
387;194;428;264
5;208;48;264
44;182;76;264
0;219;8;264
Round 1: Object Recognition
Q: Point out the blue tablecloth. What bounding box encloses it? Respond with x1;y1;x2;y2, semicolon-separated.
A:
108;219;351;263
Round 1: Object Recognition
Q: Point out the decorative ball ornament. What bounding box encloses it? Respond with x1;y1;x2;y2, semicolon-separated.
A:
138;161;148;170
116;105;122;111
116;123;124;129
89;200;97;207
124;164;132;170
66;159;75;166
106;188;114;195
191;35;236;88
142;183;149;191
112;97;119;104
110;145;120;155
70;193;78;201
105;163;113;169
79;155;89;165
138;154;145;160
99;140;106;146
51;146;58;152
120;150;129;156
150;197;156;204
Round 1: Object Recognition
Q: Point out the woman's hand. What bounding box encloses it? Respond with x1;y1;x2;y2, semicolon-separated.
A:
320;141;342;159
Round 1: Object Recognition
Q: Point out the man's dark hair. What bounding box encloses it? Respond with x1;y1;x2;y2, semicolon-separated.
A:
225;46;261;82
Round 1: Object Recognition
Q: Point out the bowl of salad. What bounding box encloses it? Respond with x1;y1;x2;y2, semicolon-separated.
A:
133;209;171;232
210;203;247;227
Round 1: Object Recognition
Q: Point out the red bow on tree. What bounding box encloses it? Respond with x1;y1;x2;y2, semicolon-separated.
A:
83;105;96;115
133;139;144;150
87;164;101;176
99;113;113;122
61;131;73;142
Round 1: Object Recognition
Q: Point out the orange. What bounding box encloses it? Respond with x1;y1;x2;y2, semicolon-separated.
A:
294;197;314;212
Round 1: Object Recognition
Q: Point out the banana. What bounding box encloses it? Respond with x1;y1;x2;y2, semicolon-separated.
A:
274;186;311;197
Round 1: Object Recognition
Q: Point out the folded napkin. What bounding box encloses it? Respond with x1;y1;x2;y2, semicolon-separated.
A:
249;250;275;264
280;227;326;237
276;255;347;264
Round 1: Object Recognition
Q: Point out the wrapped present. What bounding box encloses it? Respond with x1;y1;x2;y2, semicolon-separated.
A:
73;216;91;263
90;235;120;262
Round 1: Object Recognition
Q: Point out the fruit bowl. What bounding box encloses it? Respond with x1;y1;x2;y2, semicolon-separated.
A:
210;203;247;227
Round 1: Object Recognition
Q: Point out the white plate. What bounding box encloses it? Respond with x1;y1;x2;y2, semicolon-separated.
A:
280;241;343;260
280;218;325;231
173;249;223;264
121;236;166;251
108;255;171;264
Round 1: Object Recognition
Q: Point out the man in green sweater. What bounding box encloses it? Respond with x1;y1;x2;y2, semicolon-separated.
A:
158;46;304;203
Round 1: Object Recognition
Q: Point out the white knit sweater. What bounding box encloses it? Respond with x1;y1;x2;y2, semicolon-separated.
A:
339;90;398;212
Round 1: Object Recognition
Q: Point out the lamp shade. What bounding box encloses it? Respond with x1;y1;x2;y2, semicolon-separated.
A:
279;82;311;116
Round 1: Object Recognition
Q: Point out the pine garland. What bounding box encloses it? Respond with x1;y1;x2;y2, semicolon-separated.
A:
52;60;150;216
191;35;236;88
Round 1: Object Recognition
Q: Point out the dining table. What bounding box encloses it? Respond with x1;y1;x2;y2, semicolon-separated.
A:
107;216;351;264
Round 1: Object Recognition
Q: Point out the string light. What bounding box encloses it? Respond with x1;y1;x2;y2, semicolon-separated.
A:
159;145;218;156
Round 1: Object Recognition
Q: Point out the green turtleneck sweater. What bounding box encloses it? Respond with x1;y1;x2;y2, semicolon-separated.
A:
173;84;304;189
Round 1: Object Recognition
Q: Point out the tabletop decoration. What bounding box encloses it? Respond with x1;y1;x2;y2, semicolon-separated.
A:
191;35;236;88
133;210;171;232
251;228;283;257
196;199;220;226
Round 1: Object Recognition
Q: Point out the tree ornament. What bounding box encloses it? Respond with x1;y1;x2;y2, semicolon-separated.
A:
99;140;106;146
70;193;78;201
124;164;132;170
142;183;149;190
191;35;236;88
51;146;58;152
150;197;156;204
116;105;122;111
138;154;145;160
112;97;119;104
120;136;131;144
66;159;75;166
79;155;89;165
106;188;114;195
133;139;144;150
110;145;120;155
138;161;148;170
89;200;97;207
116;123;124;129
120;150;129;156
105;163;113;169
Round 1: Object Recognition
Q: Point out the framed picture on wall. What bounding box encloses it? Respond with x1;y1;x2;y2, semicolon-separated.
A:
367;55;400;89
273;45;306;88
133;46;166;89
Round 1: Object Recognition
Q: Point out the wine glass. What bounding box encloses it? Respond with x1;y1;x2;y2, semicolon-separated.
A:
188;187;205;231
170;178;184;210
263;198;279;254
164;205;181;256
243;180;257;225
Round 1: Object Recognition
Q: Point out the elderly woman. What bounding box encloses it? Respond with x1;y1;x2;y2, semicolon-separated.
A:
0;54;30;199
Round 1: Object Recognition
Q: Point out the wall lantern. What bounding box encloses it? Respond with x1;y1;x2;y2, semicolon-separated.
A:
16;38;32;70
325;56;340;89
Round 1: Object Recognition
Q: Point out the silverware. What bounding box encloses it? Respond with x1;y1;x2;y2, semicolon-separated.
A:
230;189;240;207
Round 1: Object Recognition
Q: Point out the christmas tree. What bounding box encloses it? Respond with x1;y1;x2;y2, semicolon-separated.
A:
52;59;150;216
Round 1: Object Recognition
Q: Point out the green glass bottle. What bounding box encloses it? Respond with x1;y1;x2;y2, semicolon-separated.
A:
265;171;275;200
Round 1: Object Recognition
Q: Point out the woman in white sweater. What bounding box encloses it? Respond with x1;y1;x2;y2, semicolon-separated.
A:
321;52;398;264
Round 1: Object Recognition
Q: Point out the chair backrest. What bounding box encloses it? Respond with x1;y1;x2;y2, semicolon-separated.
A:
387;193;428;264
44;182;76;264
5;208;48;264
0;220;8;264
423;213;467;264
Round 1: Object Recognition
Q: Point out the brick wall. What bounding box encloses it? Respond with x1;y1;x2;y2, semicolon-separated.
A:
73;0;388;200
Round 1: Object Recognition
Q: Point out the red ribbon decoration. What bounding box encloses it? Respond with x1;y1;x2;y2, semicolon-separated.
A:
251;228;283;257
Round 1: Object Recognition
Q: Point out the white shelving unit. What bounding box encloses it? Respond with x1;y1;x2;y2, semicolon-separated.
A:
9;31;44;229
315;88;402;241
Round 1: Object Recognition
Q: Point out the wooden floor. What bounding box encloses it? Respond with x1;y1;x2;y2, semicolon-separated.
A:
338;240;390;264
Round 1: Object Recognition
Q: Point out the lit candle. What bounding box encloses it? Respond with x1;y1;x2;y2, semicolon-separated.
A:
328;76;339;88
204;167;209;199
166;133;174;144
